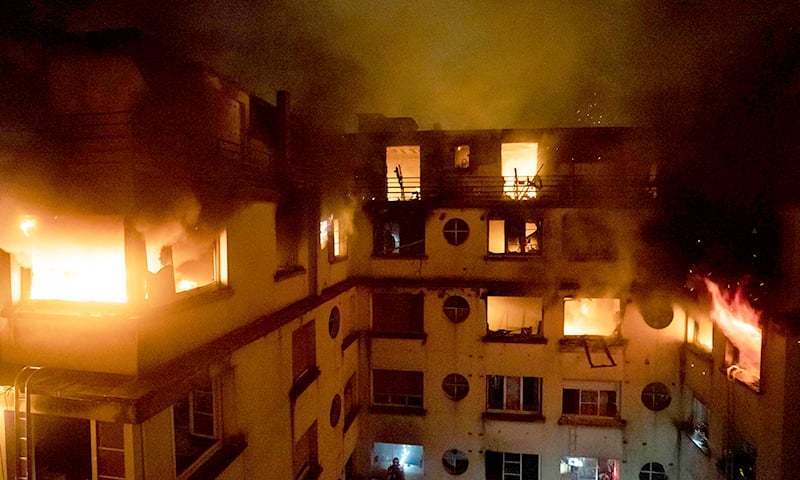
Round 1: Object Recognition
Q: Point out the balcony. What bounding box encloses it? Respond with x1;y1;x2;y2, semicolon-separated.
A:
357;174;656;207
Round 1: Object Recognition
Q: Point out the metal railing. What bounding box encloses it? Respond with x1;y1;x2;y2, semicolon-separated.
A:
362;174;657;205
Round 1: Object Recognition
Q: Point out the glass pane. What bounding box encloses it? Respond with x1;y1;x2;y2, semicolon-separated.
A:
600;391;617;416
97;449;125;477
505;377;521;410
522;378;539;412
487;376;504;410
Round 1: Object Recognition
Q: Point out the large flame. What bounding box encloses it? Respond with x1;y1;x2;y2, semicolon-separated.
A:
26;215;128;303
704;278;762;388
563;297;621;336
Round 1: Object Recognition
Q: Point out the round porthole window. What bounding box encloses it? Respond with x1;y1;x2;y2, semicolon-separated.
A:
443;296;470;323
443;218;469;246
442;374;470;400
639;462;667;480
442;449;469;475
641;383;671;411
330;394;342;427
328;306;341;339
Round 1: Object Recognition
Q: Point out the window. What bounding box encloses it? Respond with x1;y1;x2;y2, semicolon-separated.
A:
372;369;423;409
293;422;318;480
561;212;617;261
371;443;423;479
563;298;621;337
372;292;424;334
386;145;421;201
330;394;342;427
685;311;712;352
486;296;542;338
455;145;470;169
443;218;469;245
374;211;426;256
276;202;303;271
561;382;618;418
501;143;538;199
343;373;359;430
486;451;539;480
322;216;348;261
641;383;671;411
328;306;341;339
96;422;126;480
443;295;470;323
689;396;709;450
488;217;541;255
639;462;667;480
292;321;317;384
486;376;541;414
559;457;620;480
442;374;469;401
442;449;469;475
173;379;220;476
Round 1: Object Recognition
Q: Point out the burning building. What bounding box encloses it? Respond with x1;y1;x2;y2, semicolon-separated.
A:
0;24;797;480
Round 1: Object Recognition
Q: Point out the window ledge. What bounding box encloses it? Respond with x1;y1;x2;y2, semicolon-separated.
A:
274;265;306;282
484;253;541;261
482;334;547;344
557;415;626;428
343;405;361;433
341;331;361;351
369;331;428;341
558;336;627;350
483;411;545;423
187;435;247;480
369;405;427;416
371;254;429;260
289;366;321;401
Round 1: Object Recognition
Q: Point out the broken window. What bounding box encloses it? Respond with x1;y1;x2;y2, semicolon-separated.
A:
559;457;620;480
563;297;621;337
173;378;220;475
689;395;709;451
486;451;539;480
292;321;317;384
386;145;421;201
293;421;319;480
502;143;539;199
488;217;541;255
372;369;424;408
561;382;619;418
454;145;470;169
561;212;617;261
486;296;542;338
486;376;541;414
373;211;426;256
372;292;424;334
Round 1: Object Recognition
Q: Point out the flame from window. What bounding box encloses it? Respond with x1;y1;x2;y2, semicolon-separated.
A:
703;278;762;388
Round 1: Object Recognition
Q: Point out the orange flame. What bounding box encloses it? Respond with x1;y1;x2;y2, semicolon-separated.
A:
703;278;762;387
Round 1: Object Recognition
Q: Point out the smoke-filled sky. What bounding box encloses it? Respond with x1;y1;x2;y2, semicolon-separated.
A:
41;0;796;131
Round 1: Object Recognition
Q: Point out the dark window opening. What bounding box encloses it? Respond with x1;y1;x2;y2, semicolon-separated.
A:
639;462;667;480
486;451;539;480
293;422;319;480
488;217;541;255
276;202;304;272
173;379;219;475
373;369;424;409
330;394;342;428
641;383;671;411
443;296;470;323
97;422;126;480
293;321;317;384
344;373;359;430
442;374;470;401
372;292;424;334
373;212;426;256
25;415;91;480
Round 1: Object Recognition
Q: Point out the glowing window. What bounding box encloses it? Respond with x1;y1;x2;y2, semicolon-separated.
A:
563;298;621;337
454;145;470;168
559;457;620;480
501;143;538;199
386;146;421;201
372;369;423;408
371;443;423;479
487;296;542;337
487;218;541;255
173;378;220;475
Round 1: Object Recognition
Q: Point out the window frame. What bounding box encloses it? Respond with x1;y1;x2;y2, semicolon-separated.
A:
487;216;542;257
94;421;126;480
561;382;620;418
484;295;544;341
442;373;470;401
372;369;424;410
293;421;319;480
486;375;542;414
174;377;224;480
486;451;540;480
443;218;470;246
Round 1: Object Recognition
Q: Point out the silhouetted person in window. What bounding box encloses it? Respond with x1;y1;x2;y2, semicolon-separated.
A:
381;224;398;255
387;457;405;480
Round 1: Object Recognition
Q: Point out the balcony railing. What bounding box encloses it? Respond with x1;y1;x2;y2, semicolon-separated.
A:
360;175;657;205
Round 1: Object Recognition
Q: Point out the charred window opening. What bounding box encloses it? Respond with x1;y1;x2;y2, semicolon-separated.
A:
488;216;541;256
560;457;620;480
386;145;421;201
372;292;424;335
501;143;539;199
486;296;543;339
689;395;709;451
563;297;621;337
373;210;425;257
9;414;92;480
719;443;756;480
372;369;424;409
173;377;220;476
561;212;617;261
486;375;541;414
454;145;470;169
276;202;303;272
561;382;619;418
679;306;713;353
486;451;539;480
293;421;319;480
